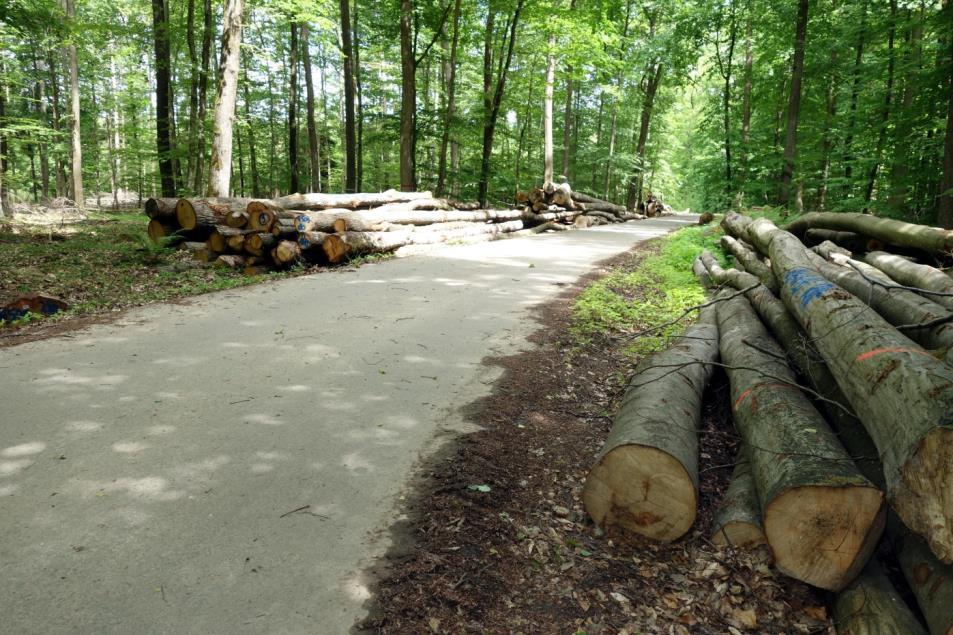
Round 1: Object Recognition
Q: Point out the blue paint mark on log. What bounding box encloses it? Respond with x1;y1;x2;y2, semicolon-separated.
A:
784;267;835;309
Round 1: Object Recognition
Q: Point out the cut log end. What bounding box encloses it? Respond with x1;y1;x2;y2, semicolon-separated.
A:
893;426;953;564
583;445;697;542
764;485;885;591
176;198;197;230
322;235;349;264
712;522;767;549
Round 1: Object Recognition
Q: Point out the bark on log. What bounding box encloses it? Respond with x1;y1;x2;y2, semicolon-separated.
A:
811;239;853;259
297;231;330;251
180;241;207;252
303;207;523;232
225;210;248;228
266;189;433;211
716;293;885;591
721;235;779;293
785;212;953;254
571;191;626;215
583;303;720;542
271;218;297;238
294;209;352;232
833;559;927;635
213;254;246;269
804;228;877;253
745;216;953;563
245;232;276;257
895;530;953;635
861;250;953;312
177;198;249;230
144;197;179;220
711;449;767;548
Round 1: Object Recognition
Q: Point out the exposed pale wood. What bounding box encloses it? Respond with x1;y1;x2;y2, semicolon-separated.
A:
144;197;179;220
213;254;246;269
244;232;276;257
267;189;433;211
297;231;330;252
225;210;248;228
176;198;249;230
746;216;953;563
716;292;885;591
895;530;953;635
583;304;720;542
712;449;766;548
272;240;301;265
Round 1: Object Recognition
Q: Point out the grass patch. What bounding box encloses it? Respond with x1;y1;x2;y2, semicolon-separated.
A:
0;210;298;332
572;223;726;355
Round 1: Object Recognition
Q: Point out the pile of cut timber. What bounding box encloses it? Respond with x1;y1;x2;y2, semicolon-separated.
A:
144;185;648;274
583;211;953;632
515;182;649;227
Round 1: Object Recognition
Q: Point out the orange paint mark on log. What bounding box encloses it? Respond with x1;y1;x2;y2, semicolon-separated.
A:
733;383;793;411
855;347;935;363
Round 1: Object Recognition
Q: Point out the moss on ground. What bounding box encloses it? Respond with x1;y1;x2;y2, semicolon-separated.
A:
572;222;727;355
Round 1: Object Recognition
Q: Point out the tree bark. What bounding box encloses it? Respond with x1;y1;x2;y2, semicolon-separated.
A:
340;0;357;193
300;24;320;194
778;0;808;207
436;0;462;197
745;217;953;562
711;449;766;548
186;0;199;189
193;0;213;193
399;0;416;191
543;34;556;188
785;211;953;254
717;292;884;591
206;0;244;197
740;0;752;189
152;0;176;196
288;21;300;194
64;0;84;208
241;65;259;197
584;306;720;542
720;235;778;293
843;0;868;190
833;559;927;635
860;250;953;312
352;0;364;191
626;62;663;211
938;3;953;227
863;0;897;203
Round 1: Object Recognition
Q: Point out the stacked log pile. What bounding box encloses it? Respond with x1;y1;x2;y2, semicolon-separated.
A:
584;210;953;632
144;185;647;274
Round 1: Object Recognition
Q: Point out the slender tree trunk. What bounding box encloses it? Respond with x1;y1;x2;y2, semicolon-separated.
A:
64;0;84;208
47;50;66;198
340;0;357;192
817;49;838;211
450;140;459;197
399;0;416;191
300;25;320;194
288;22;300;194
152;0;176;196
626;63;663;210
353;0;364;191
888;9;923;213
206;0;243;197
543;34;556;187
0;68;7;217
864;0;897;203
186;0;199;189
193;0;213;193
778;0;809;207
719;0;737;190
31;48;51;200
843;0;868;190
478;1;525;207
235;118;244;195
560;0;577;180
938;2;953;227
436;0;461;197
241;68;259;197
740;0;752;188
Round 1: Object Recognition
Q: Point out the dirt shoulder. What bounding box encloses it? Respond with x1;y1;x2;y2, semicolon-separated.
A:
359;238;831;634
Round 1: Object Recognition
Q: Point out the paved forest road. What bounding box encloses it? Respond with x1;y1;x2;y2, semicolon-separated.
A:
0;216;696;634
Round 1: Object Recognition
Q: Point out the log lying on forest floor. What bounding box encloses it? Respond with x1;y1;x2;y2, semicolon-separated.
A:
716;292;885;591
833;559;927;635
569;191;627;216
144;197;179;221
177;198;252;231
720;235;778;293
804;228;877;254
861;250;953;312
266;189;434;211
895;528;953;635
583;302;720;542
785;212;953;255
711;448;766;549
740;216;953;563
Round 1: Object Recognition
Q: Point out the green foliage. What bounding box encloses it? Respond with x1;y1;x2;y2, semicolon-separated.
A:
572;224;724;355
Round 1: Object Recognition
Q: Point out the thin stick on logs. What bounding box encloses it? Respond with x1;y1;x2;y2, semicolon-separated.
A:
716;292;885;591
785;211;953;254
833;559;928;635
745;216;953;563
861;250;953;311
711;448;767;548
583;301;721;542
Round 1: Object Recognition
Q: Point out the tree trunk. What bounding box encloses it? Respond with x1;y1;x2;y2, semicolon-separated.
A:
894;530;953;635
626;63;663;211
186;0;199;190
206;0;243;197
777;0;808;207
64;0;84;208
860;250;953;312
0;71;6;217
716;0;737;190
887;9;924;214
300;24;320;194
399;0;416;191
583;306;720;542
241;66;259;198
833;560;927;635
784;211;953;253
47;49;66;198
745;217;953;563
193;0;213;193
288;21;300;194
843;0;868;191
864;0;897;203
716;292;884;591
31;48;51;200
711;449;766;548
277;189;432;213
543;34;556;188
740;1;752;189
152;0;176;196
436;0;461;197
720;235;778;292
353;0;364;191
340;0;357;192
938;4;953;227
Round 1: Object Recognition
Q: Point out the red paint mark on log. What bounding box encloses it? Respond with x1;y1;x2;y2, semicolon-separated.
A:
733;383;793;411
855;347;935;363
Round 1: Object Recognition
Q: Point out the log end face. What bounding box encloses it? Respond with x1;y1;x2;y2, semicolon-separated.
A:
176;199;198;231
711;522;767;549
764;485;885;591
893;426;953;564
583;445;697;542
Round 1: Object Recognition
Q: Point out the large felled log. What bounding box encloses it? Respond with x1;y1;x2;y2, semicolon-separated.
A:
177;198;250;231
895;530;953;635
809;250;953;353
246;201;299;232
745;216;953;563
294;208;352;232
583;304;720;542
804;228;878;253
272;240;301;265
330;207;525;231
147;219;182;244
266;189;434;211
785;212;953;254
833;559;927;635
570;191;626;215
716;293;885;591
144;197;179;220
861;250;953;312
244;232;277;257
720;235;778;293
297;231;330;252
711;449;767;548
213;254;246;269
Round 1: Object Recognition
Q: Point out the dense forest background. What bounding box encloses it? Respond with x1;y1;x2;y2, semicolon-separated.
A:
0;0;951;224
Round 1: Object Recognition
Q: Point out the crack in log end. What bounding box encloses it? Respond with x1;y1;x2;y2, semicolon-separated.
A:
870;359;900;392
783;267;837;310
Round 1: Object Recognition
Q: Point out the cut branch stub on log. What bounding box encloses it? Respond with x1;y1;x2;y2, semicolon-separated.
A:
711;448;767;548
745;216;953;563
583;303;720;542
861;250;953;312
832;559;927;635
785;212;953;255
716;293;885;591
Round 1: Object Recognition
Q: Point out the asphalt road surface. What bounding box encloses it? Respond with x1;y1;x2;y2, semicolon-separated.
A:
0;216;696;634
